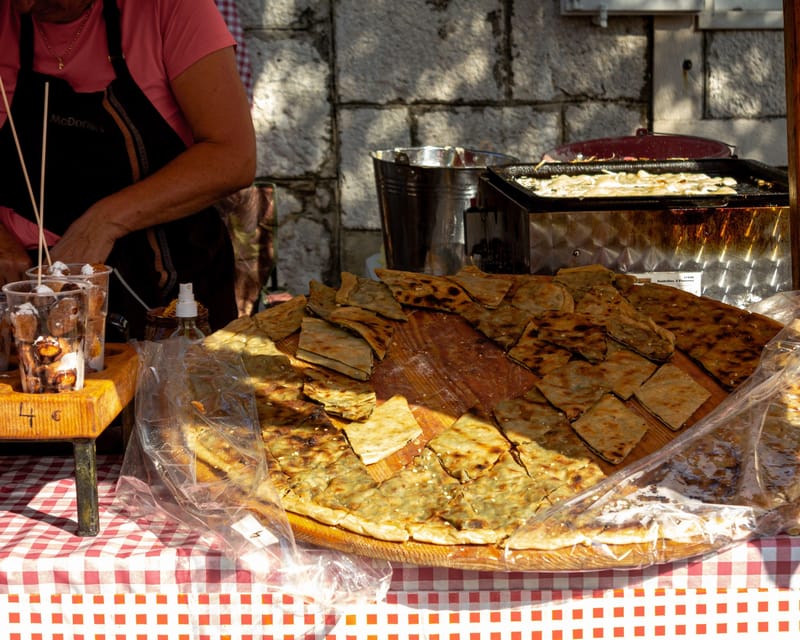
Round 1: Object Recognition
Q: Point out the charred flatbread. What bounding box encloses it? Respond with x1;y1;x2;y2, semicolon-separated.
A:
341;395;422;465
251;294;308;341
328;305;395;359
634;363;711;430
570;393;650;464
296;317;373;380
447;266;513;309
302;367;376;421
336;271;407;321
376;268;474;313
427;410;510;482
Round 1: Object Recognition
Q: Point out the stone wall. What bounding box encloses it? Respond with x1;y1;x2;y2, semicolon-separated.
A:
236;0;786;296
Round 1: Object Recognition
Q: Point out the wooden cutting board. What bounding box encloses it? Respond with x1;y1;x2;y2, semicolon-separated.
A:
273;305;742;571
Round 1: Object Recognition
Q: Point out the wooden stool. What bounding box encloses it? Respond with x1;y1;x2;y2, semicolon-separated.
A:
0;343;138;536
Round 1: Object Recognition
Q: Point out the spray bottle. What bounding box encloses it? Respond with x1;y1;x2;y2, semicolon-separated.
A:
169;283;205;342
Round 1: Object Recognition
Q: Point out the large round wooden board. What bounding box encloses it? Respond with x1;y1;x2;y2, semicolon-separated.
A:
269;298;772;571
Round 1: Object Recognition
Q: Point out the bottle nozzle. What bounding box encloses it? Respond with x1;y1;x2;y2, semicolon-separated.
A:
175;282;198;318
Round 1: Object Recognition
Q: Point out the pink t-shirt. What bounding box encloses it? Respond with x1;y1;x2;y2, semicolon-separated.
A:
0;0;236;247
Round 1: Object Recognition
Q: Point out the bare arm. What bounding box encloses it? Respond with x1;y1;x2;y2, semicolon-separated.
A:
50;45;256;265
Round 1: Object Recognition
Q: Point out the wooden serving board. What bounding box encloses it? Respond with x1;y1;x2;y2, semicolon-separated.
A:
273;305;747;571
0;343;138;440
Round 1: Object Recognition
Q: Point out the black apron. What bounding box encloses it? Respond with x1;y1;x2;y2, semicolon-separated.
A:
0;0;237;339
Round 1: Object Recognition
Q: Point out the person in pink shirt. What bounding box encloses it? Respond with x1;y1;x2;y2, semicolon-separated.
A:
0;0;256;338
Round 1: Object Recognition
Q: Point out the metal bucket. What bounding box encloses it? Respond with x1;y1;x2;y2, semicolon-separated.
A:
371;146;518;275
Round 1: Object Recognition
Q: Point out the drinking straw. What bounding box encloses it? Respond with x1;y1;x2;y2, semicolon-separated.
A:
37;82;49;286
0;74;52;270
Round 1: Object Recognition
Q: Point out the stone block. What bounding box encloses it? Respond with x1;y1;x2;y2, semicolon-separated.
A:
563;103;646;144
512;3;648;101
707;30;785;118
415;106;560;163
339;107;412;231
248;34;333;178
272;181;336;294
335;0;504;103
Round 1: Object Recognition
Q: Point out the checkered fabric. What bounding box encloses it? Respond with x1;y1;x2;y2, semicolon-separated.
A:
214;0;254;102
0;455;799;638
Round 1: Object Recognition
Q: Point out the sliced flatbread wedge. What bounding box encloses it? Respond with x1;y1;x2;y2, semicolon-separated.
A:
571;393;649;464
693;312;779;390
597;346;658;400
302;366;376;421
532;310;607;363
376;268;474;314
296;317;373;380
493;389;591;461
251;294;307;341
342;395;422;465
306;280;338;320
427;410;511;482
605;311;676;362
473;304;531;350
507;322;573;377
328;305;395;359
336;271;407;321
536;360;611;420
447;266;513;309
437;452;552;544
510;278;575;315
634;363;711;430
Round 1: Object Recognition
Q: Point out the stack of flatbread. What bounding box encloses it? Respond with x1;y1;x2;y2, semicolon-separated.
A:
184;264;790;556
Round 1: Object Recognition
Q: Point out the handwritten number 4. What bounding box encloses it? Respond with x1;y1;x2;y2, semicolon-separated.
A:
18;403;35;429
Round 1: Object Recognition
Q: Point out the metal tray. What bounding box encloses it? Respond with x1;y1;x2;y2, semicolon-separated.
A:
487;158;789;211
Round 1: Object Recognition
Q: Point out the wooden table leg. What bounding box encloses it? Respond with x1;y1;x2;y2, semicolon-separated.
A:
72;439;99;536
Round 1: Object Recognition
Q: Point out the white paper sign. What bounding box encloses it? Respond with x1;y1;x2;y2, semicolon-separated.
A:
629;271;703;296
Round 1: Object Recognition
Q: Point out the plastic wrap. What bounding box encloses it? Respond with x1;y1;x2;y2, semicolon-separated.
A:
114;339;392;607
503;307;800;569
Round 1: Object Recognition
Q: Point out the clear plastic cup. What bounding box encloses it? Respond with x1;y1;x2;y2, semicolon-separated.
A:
27;263;111;371
2;279;88;393
0;293;10;372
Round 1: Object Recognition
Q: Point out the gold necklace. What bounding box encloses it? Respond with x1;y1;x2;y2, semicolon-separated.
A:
34;2;95;71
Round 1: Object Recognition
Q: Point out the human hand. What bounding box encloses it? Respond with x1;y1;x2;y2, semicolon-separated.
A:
49;209;119;266
0;225;33;286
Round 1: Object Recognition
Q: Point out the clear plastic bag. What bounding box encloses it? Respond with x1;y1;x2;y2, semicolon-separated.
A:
503;309;800;569
114;339;392;606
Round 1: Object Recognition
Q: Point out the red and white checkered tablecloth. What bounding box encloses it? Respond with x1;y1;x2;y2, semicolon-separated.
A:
0;454;798;638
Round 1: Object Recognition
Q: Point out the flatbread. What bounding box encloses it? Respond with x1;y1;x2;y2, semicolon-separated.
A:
570;393;650;464
302;366;376;421
306;280;338;320
175;266;783;557
336;271;408;321
506;322;573;376
251;294;308;341
634;363;711;430
473;304;532;350
511;278;575;315
376;268;475;314
341;395;422;464
597;346;658;400
328;305;395;359
296;317;373;380
536;360;611;420
605;311;676;362
531;310;608;363
427;410;511;482
447;266;513;309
